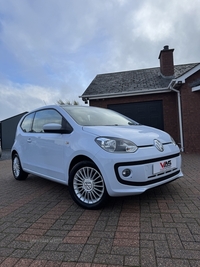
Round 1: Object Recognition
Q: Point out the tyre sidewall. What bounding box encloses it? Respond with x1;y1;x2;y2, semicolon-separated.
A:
69;160;108;209
12;153;28;180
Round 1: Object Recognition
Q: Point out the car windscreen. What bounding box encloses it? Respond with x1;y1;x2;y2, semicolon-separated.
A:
62;106;139;126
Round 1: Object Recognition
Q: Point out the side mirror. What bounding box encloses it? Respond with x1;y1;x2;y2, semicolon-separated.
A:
43;123;72;134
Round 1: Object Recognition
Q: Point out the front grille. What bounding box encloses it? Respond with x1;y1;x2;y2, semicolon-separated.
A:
116;170;180;186
148;168;178;179
114;153;181;186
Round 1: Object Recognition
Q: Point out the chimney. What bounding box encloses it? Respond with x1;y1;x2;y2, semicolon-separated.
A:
158;45;174;77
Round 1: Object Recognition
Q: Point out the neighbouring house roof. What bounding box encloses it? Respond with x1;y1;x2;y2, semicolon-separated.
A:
81;63;199;100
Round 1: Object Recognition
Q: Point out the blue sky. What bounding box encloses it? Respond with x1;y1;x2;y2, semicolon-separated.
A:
0;0;200;120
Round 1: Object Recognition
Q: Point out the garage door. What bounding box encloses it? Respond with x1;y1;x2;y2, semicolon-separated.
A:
108;100;164;130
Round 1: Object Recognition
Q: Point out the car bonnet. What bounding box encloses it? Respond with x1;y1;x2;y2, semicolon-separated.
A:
82;125;172;147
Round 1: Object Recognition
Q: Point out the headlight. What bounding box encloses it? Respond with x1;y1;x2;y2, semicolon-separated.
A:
170;136;176;145
95;137;138;153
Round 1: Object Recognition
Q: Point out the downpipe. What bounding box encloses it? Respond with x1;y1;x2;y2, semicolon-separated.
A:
170;85;184;152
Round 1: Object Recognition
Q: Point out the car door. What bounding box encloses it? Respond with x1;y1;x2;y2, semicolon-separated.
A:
26;108;72;182
19;112;35;170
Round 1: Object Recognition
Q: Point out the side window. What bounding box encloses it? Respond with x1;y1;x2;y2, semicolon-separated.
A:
32;109;65;133
21;113;35;132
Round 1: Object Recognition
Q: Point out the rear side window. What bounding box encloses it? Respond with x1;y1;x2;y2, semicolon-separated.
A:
21;113;35;132
32;109;63;133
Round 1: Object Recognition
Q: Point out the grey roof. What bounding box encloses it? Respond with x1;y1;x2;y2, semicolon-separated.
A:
81;63;199;98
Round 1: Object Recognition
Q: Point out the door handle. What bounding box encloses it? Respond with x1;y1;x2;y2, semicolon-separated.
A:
27;138;32;143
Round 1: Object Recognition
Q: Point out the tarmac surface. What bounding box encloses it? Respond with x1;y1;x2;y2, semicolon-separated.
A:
0;151;200;266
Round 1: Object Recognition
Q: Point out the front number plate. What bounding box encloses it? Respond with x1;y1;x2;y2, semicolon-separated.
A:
153;158;176;174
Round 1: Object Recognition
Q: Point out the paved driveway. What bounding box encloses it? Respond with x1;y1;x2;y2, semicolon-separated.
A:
0;153;200;267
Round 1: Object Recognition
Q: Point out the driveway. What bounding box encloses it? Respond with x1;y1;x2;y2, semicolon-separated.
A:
0;153;200;267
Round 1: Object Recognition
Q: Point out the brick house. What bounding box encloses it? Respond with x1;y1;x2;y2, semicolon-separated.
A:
80;46;200;153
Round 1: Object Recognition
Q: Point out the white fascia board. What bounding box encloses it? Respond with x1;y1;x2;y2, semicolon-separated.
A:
80;88;170;100
192;85;200;92
176;64;200;83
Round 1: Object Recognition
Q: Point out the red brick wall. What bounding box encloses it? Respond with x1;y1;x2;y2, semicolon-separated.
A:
181;70;200;153
90;92;180;145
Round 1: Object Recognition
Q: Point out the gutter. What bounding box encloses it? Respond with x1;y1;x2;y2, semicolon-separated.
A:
80;87;170;101
169;83;184;152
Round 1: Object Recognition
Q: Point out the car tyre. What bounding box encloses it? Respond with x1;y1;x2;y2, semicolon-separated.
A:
12;153;28;180
69;160;109;209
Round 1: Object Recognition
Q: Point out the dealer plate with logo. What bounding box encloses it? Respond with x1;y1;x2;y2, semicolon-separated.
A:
153;158;176;174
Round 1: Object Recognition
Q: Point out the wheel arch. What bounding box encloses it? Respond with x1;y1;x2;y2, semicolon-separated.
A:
11;149;18;159
68;154;110;191
69;155;98;177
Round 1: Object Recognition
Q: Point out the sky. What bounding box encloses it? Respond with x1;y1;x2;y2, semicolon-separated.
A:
0;0;200;121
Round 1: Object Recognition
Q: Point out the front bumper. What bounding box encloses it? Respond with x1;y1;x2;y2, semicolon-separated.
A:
115;152;181;186
94;145;183;197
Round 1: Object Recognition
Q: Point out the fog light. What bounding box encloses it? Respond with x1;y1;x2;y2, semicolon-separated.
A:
122;169;131;177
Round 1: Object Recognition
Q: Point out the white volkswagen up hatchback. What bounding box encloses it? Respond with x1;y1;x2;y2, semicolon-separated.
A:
11;105;183;209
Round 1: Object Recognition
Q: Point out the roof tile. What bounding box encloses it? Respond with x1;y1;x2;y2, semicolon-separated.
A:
82;63;198;97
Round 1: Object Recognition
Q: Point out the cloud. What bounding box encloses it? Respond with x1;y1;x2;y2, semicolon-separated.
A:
0;0;200;120
0;80;84;120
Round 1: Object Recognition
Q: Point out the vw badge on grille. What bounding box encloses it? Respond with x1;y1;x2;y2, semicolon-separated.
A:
154;139;164;152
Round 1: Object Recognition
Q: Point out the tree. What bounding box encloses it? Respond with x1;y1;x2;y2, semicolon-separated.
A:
57;100;79;105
